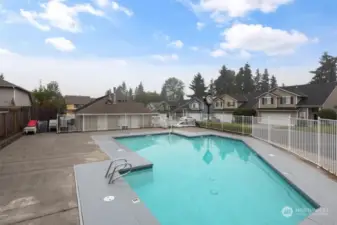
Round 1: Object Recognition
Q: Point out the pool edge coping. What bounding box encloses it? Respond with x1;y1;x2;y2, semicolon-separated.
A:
75;129;336;225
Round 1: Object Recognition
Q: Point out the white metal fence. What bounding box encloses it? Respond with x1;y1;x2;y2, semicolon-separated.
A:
57;113;159;133
252;116;337;176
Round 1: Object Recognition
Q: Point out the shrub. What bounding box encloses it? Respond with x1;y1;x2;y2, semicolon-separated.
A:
318;109;337;120
233;108;257;116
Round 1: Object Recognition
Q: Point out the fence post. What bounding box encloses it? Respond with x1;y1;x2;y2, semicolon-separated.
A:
317;117;321;167
142;114;144;128
124;113;127;129
222;112;224;131
288;116;291;150
83;114;85;132
242;115;244;134
251;116;254;136
268;116;271;143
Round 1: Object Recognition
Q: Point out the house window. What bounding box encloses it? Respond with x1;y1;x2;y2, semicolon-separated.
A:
290;96;294;104
262;98;265;105
192;103;198;109
227;101;235;107
271;98;274;104
215;102;219;107
300;111;307;118
220;101;223;108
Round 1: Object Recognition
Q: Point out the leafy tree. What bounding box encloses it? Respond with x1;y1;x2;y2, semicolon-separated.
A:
261;69;270;92
214;65;236;94
32;81;65;112
0;73;4;80
189;73;207;98
310;52;337;84
270;75;278;89
243;63;254;93
253;69;262;92
160;77;185;101
234;67;245;92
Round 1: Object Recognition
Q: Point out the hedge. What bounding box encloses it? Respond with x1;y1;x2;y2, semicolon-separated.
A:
198;121;252;135
318;109;337;120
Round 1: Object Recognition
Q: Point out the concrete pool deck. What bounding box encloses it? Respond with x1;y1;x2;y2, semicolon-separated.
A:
74;128;337;225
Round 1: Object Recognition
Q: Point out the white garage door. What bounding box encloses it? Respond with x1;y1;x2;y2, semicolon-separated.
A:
131;116;140;128
188;113;201;121
214;113;232;123
260;112;291;126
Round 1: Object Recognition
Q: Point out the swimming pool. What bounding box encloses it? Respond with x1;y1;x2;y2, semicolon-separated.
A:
116;134;316;225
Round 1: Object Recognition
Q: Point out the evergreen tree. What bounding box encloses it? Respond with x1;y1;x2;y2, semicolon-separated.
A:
128;88;133;100
253;69;262;92
0;73;4;80
235;67;245;92
270;75;278;89
208;79;216;96
261;69;270;92
310;52;337;84
214;65;236;94
189;73;207;98
243;63;254;93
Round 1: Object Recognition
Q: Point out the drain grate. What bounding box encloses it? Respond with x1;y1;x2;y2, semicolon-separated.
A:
132;198;140;204
103;196;115;202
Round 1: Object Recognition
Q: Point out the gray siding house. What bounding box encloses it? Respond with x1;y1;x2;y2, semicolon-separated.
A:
0;79;32;108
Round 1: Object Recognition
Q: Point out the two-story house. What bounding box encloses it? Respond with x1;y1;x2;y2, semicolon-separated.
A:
213;93;260;122
65;95;92;115
172;97;207;121
256;82;337;123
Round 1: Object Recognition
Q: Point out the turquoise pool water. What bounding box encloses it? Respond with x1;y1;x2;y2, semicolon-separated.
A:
116;134;316;225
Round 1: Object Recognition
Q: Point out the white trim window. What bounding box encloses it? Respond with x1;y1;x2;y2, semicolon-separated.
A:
191;102;199;109
280;96;294;105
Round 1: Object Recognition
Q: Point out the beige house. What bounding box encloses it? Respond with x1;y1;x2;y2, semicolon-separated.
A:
256;82;337;122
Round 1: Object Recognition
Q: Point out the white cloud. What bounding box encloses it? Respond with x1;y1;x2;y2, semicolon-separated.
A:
20;0;104;33
210;49;226;58
210;11;229;24
198;0;293;17
220;23;310;56
196;22;205;30
111;1;133;16
45;37;76;52
190;46;199;51
0;48;17;55
152;54;179;62
168;40;184;49
95;0;110;7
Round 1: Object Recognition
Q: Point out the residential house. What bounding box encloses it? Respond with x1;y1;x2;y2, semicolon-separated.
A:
74;89;158;131
213;93;260;122
173;97;207;121
0;79;32;109
65;95;92;115
147;99;188;119
256;82;337;123
0;79;33;140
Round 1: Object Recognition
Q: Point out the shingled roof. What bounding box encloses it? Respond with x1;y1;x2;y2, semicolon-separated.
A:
282;82;337;106
0;79;30;93
76;95;152;114
64;95;92;105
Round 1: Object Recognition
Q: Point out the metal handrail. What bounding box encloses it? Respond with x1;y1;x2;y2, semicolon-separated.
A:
108;163;133;184
105;158;127;178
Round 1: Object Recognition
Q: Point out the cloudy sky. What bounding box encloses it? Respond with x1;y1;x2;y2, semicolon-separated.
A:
0;0;336;97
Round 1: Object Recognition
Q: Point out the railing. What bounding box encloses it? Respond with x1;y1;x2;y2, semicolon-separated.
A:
252;116;337;176
198;115;253;135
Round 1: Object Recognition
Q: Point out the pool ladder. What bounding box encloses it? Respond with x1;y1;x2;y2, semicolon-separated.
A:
105;159;133;184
